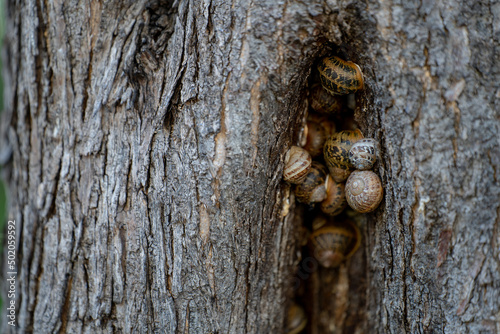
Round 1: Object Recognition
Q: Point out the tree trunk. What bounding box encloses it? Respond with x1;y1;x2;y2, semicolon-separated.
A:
1;0;498;333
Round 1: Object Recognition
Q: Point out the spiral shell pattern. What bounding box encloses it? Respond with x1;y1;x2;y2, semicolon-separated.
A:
349;138;377;170
318;56;364;96
345;170;383;213
283;146;312;184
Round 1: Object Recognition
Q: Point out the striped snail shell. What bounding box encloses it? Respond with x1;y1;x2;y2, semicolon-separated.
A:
283;146;312;184
303;121;327;157
320;178;347;216
349;138;378;170
323;129;364;182
286;302;307;334
318;56;364;96
294;162;328;205
309;83;344;114
308;221;361;268
345;170;383;213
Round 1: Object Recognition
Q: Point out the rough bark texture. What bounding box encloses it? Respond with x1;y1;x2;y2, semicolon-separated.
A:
1;0;499;333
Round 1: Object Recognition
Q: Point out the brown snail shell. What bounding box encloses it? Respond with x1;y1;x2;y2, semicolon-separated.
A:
307;113;336;136
308;221;361;268
323;129;364;182
349;138;378;170
303;121;327;157
284;146;312;184
320;178;347;216
345;170;383;213
309;83;344;114
328;167;352;183
317;56;364;96
286;302;307;334
294;162;328;204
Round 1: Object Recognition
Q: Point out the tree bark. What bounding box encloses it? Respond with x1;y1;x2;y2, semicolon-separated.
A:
1;0;499;333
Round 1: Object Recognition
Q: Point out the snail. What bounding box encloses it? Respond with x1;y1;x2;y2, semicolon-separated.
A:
320;177;347;216
345;170;383;213
284;146;312;184
317;56;364;96
307;113;336;137
302;121;327;157
308;220;361;268
349;138;378;170
309;83;344;114
294;162;328;205
323;129;364;182
286;302;307;334
328;167;352;184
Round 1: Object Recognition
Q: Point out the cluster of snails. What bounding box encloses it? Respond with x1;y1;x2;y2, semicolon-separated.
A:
284;55;383;333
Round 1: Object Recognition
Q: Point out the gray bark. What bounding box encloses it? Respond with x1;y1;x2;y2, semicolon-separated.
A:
0;0;499;333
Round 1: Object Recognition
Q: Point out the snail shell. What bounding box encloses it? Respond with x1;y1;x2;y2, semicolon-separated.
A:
307;113;336;136
323;129;364;182
328;167;352;183
320;178;347;216
349;138;378;170
309;83;344;114
318;56;364;96
284;146;312;184
286;302;307;334
303;121;327;157
345;170;383;213
308;221;361;268
294;162;328;204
